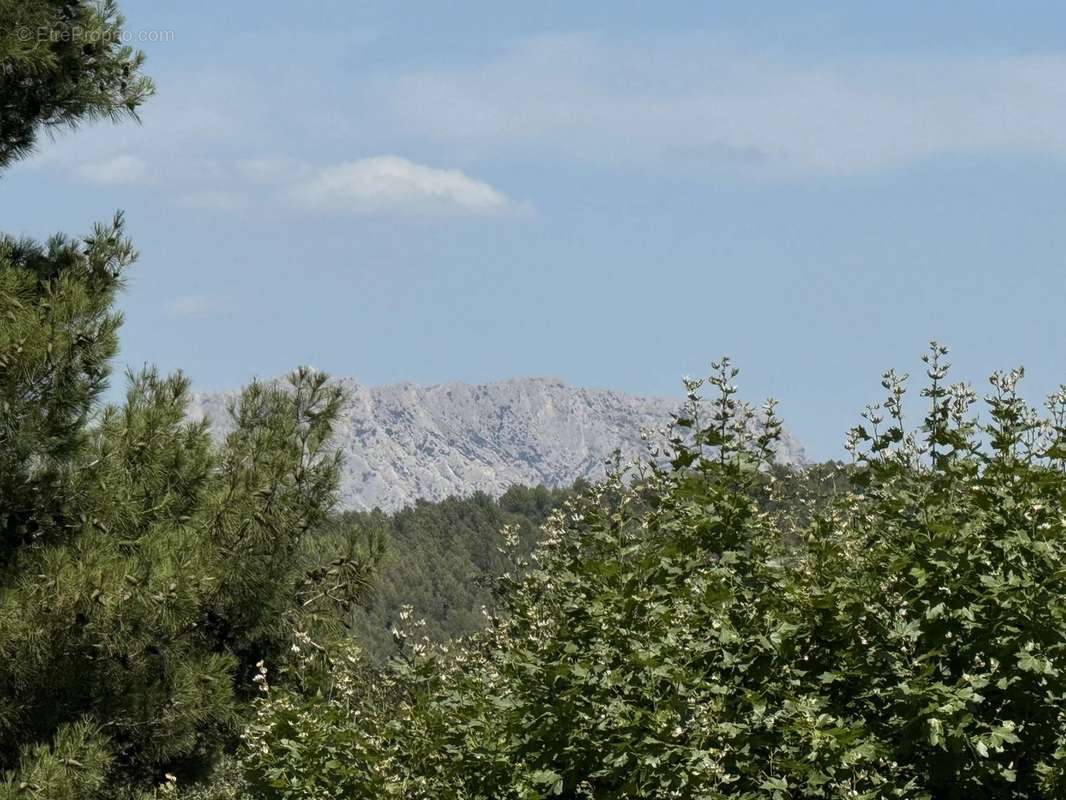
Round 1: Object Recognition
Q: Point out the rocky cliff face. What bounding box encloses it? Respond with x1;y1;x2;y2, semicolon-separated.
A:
189;376;805;512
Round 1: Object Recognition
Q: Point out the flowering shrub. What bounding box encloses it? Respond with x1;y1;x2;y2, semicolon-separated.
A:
238;347;1066;799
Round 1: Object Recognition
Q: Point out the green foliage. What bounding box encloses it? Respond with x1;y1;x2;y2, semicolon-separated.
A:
244;347;1066;798
0;247;378;793
0;25;377;790
0;214;134;557
0;0;154;170
340;485;571;662
0;721;112;800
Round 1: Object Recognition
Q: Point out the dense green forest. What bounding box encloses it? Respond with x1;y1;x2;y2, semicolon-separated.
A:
8;3;1066;798
337;485;573;662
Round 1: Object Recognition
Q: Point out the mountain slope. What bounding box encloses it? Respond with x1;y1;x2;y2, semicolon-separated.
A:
189;376;806;511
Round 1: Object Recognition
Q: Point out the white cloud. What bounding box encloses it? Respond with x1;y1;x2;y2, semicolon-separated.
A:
27;33;1066;191
41;146;515;217
72;154;150;185
165;294;237;318
374;35;1066;175
289;156;511;215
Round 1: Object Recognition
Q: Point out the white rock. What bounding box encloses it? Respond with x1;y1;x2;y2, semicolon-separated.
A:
189;376;805;512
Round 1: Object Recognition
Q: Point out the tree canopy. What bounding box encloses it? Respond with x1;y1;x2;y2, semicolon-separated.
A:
0;0;154;171
0;3;379;796
244;351;1066;799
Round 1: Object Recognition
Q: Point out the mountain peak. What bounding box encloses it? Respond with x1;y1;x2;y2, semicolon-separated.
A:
189;376;806;511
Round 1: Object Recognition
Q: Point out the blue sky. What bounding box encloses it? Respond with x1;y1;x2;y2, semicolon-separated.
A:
4;2;1066;460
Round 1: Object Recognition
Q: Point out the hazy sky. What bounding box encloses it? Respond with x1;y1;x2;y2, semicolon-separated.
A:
4;2;1066;460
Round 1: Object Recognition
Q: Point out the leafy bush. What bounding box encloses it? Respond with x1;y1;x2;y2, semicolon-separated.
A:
242;348;1066;799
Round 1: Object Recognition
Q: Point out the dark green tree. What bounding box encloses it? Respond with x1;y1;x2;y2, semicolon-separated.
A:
0;3;377;796
0;0;153;169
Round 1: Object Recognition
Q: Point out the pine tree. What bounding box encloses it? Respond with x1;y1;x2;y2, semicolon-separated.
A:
0;0;154;169
0;3;378;796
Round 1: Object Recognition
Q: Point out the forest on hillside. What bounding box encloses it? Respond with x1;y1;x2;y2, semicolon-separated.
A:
337;485;573;662
7;3;1066;799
